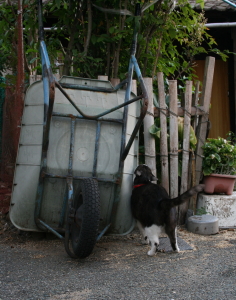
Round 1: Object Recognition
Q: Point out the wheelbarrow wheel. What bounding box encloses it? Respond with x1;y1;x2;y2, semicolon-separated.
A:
71;178;100;258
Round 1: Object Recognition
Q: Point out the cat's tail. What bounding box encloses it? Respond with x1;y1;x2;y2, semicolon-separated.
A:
161;184;205;209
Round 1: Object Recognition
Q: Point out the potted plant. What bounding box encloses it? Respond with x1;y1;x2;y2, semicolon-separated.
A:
202;133;236;195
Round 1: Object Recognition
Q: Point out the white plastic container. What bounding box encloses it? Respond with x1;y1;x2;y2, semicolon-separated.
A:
10;77;139;234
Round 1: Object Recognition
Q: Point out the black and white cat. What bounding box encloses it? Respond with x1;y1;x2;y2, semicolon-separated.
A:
131;164;205;256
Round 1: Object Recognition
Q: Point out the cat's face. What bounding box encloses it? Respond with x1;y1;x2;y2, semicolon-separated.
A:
134;164;158;183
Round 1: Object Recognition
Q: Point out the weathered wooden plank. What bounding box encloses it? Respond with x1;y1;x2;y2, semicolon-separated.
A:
179;81;192;224
231;28;236;135
157;72;169;194
110;78;120;87
169;80;178;198
131;80;137;95
30;75;42;84
191;80;200;132
195;56;215;185
97;75;108;80
154;105;206;117
143;77;157;177
189;81;200;211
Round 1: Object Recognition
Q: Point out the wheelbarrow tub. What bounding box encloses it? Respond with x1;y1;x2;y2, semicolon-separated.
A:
10;76;139;235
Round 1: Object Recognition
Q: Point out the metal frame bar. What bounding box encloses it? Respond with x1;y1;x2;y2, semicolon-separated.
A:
34;0;148;244
55;81;144;120
222;0;236;8
93;122;101;177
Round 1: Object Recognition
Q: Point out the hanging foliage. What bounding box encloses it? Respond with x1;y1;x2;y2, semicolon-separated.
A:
0;0;230;80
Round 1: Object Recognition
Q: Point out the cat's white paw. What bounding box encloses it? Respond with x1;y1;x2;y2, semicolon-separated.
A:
147;249;156;256
174;246;180;252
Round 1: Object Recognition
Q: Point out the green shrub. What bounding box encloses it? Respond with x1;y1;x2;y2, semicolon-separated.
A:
202;134;236;176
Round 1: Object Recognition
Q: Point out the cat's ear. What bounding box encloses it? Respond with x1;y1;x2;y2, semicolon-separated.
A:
151;175;158;181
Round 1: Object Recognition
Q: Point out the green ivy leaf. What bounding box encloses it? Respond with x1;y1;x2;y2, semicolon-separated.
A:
149;124;161;138
196;0;205;9
168;28;177;39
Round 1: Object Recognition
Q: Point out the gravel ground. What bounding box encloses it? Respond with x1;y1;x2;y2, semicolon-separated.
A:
0;213;236;300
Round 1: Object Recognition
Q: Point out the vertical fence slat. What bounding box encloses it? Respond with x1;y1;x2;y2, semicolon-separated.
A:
189;80;200;211
169;80;178;198
179;81;192;223
192;80;200;132
157;72;169;194
143;77;156;177
131;80;137;95
110;78;120;87
97;75;108;80
195;56;215;185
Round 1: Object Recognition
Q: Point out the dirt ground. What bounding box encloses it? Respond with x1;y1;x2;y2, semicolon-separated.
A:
0;212;236;300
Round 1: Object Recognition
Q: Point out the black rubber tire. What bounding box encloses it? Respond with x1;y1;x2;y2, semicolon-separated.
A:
70;178;100;258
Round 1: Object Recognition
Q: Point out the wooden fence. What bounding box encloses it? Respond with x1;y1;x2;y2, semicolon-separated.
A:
149;56;215;224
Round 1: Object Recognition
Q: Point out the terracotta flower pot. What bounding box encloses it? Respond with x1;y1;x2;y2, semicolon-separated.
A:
203;174;236;195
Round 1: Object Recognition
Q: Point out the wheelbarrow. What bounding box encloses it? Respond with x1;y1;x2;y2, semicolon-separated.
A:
10;1;148;258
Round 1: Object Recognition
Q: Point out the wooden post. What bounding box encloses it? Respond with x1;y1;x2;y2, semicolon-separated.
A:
195;56;215;185
231;28;236;135
54;73;60;81
98;75;108;81
131;80;137;95
179;81;192;224
30;75;42;84
189;80;200;211
157;72;169;194
110;78;120;87
192;81;200;132
143;77;156;177
14;0;24;158
169;80;178;198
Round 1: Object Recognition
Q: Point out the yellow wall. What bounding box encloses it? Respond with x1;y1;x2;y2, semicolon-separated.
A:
194;60;230;139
